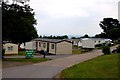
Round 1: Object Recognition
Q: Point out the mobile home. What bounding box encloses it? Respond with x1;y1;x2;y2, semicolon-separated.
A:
3;43;18;55
81;38;95;48
32;38;72;54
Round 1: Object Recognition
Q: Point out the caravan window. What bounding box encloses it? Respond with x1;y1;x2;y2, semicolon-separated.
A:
8;46;13;51
51;44;54;49
43;43;46;48
39;42;41;47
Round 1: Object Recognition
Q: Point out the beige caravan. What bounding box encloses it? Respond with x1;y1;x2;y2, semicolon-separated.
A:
32;38;72;54
4;43;18;55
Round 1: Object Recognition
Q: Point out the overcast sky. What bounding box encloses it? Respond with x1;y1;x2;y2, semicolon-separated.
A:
29;0;119;37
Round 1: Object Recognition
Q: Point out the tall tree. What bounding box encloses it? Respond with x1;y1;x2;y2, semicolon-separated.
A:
2;1;38;46
107;28;120;40
99;18;120;40
99;18;119;33
62;35;68;39
71;37;77;39
81;34;89;38
94;32;107;38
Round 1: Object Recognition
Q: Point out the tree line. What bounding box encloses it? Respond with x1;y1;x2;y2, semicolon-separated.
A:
39;35;68;39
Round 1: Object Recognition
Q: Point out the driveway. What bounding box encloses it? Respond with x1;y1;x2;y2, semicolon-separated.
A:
2;46;117;78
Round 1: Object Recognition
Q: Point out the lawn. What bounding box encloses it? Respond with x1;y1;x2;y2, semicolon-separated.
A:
72;48;93;54
72;45;79;49
72;45;94;54
72;49;81;54
72;45;81;54
18;51;26;56
60;53;119;78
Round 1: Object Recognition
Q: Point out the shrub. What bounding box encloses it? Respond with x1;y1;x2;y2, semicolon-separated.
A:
40;50;45;55
102;46;111;55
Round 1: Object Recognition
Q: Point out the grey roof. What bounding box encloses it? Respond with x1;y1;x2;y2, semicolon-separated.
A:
81;38;111;41
32;38;71;43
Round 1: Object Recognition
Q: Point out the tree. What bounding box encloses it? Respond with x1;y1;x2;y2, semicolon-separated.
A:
107;28;120;40
39;35;42;38
71;37;77;39
81;34;89;38
94;32;107;38
42;35;68;39
99;18;120;40
2;1;38;46
99;18;119;33
62;35;68;39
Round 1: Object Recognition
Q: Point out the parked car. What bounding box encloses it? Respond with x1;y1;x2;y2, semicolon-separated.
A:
112;49;117;53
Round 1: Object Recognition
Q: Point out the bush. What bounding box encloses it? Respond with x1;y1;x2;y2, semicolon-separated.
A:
102;46;111;55
40;50;45;55
18;48;25;51
116;45;120;53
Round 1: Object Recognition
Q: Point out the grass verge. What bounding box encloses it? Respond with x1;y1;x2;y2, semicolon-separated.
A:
18;51;26;56
60;53;119;78
72;49;81;54
72;45;94;54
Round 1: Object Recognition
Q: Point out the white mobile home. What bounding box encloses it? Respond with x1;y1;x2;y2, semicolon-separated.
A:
81;38;112;48
91;38;112;45
20;41;36;50
81;38;95;48
24;41;36;50
64;39;82;47
3;43;18;55
64;38;112;49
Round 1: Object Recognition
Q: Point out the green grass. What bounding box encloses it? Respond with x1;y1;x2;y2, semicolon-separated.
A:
72;45;79;49
72;49;93;54
60;54;119;78
72;45;81;54
3;58;50;63
72;45;94;54
72;49;81;54
18;51;26;56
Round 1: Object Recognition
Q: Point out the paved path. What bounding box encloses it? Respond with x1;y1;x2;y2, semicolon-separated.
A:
2;46;117;78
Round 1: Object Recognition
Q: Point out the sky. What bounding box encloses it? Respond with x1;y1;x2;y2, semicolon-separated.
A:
28;0;119;37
